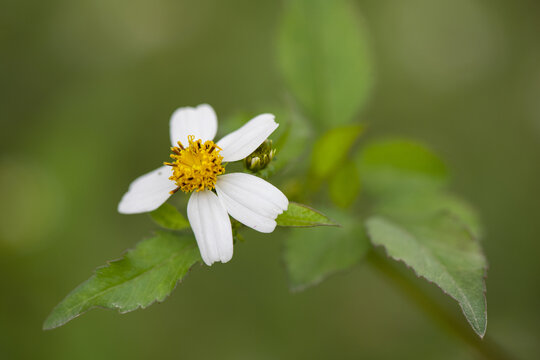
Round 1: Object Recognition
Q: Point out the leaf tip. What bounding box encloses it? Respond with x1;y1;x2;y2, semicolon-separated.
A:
42;315;61;331
470;310;487;339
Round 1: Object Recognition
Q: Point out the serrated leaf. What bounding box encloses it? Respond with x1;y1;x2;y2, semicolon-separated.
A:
311;124;364;179
329;159;361;208
276;202;338;227
150;203;190;230
366;215;487;337
278;0;373;129
284;210;369;290
44;231;200;330
356;139;448;195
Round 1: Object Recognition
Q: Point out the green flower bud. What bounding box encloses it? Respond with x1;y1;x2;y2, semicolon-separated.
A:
244;139;276;172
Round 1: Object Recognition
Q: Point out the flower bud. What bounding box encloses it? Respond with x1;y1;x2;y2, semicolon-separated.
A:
244;139;276;172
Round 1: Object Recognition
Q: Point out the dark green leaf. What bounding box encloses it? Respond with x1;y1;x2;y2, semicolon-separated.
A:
150;203;190;230
276;202;338;227
311;124;364;179
366;215;487;337
278;0;373;128
44;232;200;330
356;139;448;195
284;210;369;290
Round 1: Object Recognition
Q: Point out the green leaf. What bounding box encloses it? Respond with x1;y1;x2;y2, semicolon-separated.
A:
44;231;200;330
276;202;338;227
278;0;373;128
284;210;369;290
311;124;364;179
360;138;486;336
374;192;483;239
271;108;312;172
329;159;361;208
356;139;448;195
366;215;487;337
150;203;190;230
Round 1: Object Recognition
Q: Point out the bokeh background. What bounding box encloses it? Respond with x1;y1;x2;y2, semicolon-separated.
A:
1;0;539;359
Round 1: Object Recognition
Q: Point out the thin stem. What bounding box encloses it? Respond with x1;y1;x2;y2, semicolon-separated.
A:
367;251;514;360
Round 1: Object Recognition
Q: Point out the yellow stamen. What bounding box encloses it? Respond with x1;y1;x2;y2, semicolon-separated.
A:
165;135;225;193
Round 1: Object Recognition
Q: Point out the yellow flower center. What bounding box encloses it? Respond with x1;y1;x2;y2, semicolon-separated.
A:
165;135;225;194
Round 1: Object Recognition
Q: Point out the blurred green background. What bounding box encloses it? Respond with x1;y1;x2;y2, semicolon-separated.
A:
1;0;539;359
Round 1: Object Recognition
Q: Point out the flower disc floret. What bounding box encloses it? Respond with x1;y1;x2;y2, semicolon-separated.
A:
165;135;225;193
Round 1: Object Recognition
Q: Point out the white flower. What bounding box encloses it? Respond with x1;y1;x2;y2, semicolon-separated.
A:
118;104;289;266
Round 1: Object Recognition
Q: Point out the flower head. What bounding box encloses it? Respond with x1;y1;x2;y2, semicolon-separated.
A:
166;136;225;193
118;104;289;265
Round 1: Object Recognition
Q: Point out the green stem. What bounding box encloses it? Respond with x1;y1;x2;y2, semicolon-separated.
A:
367;251;514;360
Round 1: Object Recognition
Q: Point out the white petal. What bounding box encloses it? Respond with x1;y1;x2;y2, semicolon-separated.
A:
217;113;278;162
215;173;288;233
187;190;233;266
118;166;177;214
170;104;218;146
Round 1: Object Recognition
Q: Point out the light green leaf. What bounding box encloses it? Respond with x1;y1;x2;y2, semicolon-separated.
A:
311;124;364;178
329;159;361;208
278;0;373;128
44;232;200;330
271;108;312;172
366;215;487;337
374;192;483;239
150;203;190;230
276;202;338;227
356;139;448;195
284;210;369;290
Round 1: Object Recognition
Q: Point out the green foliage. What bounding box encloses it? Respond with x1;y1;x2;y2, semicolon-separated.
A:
270;108;312;173
44;232;200;330
311;124;364;179
366;215;487;337
359;138;480;236
359;137;487;337
276;202;338;227
356;139;448;195
329;159;361;208
374;192;482;239
284;211;369;290
278;0;372;129
150;203;190;230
